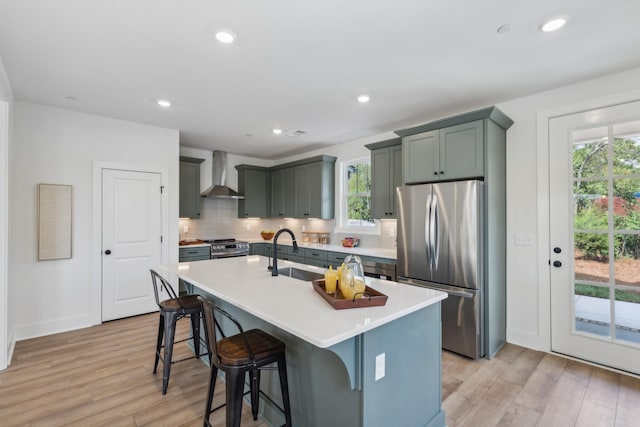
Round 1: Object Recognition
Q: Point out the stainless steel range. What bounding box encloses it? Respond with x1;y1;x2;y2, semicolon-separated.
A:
203;238;250;259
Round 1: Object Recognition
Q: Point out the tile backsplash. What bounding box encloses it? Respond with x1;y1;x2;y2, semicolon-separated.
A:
179;198;397;250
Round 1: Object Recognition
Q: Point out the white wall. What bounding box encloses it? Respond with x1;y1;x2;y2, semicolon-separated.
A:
497;67;640;351
11;102;180;340
0;54;13;369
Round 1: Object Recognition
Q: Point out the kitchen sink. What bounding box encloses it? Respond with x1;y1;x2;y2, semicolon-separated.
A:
277;267;324;282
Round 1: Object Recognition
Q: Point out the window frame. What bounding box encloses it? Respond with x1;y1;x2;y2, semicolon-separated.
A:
334;157;381;235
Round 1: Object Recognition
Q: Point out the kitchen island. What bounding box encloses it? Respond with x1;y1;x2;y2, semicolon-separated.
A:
160;256;447;427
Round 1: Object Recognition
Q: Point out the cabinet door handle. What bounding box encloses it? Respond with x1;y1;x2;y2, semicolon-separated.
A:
433;171;438;175
440;171;444;174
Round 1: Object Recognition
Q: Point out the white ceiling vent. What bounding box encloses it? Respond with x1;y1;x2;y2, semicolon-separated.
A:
284;130;306;137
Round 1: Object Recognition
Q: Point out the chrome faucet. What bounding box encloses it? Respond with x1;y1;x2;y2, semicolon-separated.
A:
271;228;298;276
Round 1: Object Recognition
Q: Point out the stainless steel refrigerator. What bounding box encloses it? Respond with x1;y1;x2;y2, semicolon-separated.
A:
396;180;484;358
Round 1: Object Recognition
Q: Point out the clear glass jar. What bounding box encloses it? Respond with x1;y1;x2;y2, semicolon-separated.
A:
339;254;366;300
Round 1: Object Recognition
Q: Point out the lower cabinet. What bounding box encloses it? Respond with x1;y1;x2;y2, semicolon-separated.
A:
250;243;266;256
179;246;210;262
304;248;329;268
249;244;395;275
327;251;349;268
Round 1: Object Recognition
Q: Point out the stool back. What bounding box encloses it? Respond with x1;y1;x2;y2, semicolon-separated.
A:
198;297;257;369
150;269;179;308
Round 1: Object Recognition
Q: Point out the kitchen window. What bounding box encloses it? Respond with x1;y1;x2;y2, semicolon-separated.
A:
335;157;380;234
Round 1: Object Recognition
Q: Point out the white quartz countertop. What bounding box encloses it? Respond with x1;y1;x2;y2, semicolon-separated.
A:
178;243;211;249
247;238;397;260
161;256;446;348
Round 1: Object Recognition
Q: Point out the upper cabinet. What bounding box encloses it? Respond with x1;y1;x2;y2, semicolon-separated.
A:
237;155;336;219
270;168;294;218
402;120;483;184
366;138;402;219
396;107;513;185
179;157;204;218
288;156;335;219
236;165;270;218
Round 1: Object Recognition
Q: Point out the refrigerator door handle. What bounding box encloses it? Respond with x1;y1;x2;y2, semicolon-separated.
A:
432;194;439;267
425;195;432;267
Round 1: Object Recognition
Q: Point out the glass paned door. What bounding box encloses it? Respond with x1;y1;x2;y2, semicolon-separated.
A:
572;123;640;344
550;102;640;375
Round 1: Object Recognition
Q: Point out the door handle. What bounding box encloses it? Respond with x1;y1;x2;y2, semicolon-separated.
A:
553;247;562;254
105;249;111;255
553;260;562;267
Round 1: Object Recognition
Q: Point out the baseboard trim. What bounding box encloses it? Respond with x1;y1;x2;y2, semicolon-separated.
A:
14;313;98;341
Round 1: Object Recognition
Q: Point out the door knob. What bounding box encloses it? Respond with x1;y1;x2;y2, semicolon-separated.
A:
553;260;562;267
553;247;562;254
105;249;111;255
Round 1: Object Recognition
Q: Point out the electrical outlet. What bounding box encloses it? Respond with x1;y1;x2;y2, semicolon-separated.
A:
183;225;189;234
388;227;395;238
375;353;385;381
301;225;306;232
245;222;251;231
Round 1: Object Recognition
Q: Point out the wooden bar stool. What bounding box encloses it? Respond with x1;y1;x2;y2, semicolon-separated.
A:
198;296;292;427
150;269;209;394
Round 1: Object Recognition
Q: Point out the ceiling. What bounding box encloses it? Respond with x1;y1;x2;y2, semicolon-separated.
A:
1;1;639;160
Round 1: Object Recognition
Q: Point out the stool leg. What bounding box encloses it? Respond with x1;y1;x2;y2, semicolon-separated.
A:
190;312;201;359
225;369;245;427
277;356;292;427
250;368;261;420
153;313;164;374
203;364;218;427
162;311;178;395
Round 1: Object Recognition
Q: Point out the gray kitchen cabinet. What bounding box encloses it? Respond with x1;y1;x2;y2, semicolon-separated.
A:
366;138;402;219
179;246;210;262
270;168;295;218
179;157;204;219
327;251;349;269
271;155;335;219
402;120;483;184
304;248;328;268
238;155;335;220
249;243;266;256
236;165;270;218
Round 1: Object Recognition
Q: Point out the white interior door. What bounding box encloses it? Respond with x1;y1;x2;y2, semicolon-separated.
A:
550;100;640;375
102;168;162;321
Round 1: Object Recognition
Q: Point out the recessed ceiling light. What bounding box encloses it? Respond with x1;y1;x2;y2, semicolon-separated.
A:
215;30;236;44
540;17;567;32
273;128;282;135
157;99;171;108
357;94;371;103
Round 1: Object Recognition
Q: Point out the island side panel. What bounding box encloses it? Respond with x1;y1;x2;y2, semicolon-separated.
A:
360;303;445;427
200;293;363;427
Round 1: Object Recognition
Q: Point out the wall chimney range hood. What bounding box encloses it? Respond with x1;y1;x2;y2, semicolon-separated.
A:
201;151;244;199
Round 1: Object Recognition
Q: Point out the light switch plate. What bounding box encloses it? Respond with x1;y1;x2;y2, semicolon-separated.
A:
514;233;534;246
375;353;385;381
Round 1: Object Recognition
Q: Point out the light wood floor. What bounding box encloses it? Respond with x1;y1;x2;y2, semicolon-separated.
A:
1;313;639;426
442;344;640;427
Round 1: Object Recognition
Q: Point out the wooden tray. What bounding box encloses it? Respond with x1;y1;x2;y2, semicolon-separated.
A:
312;279;388;310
